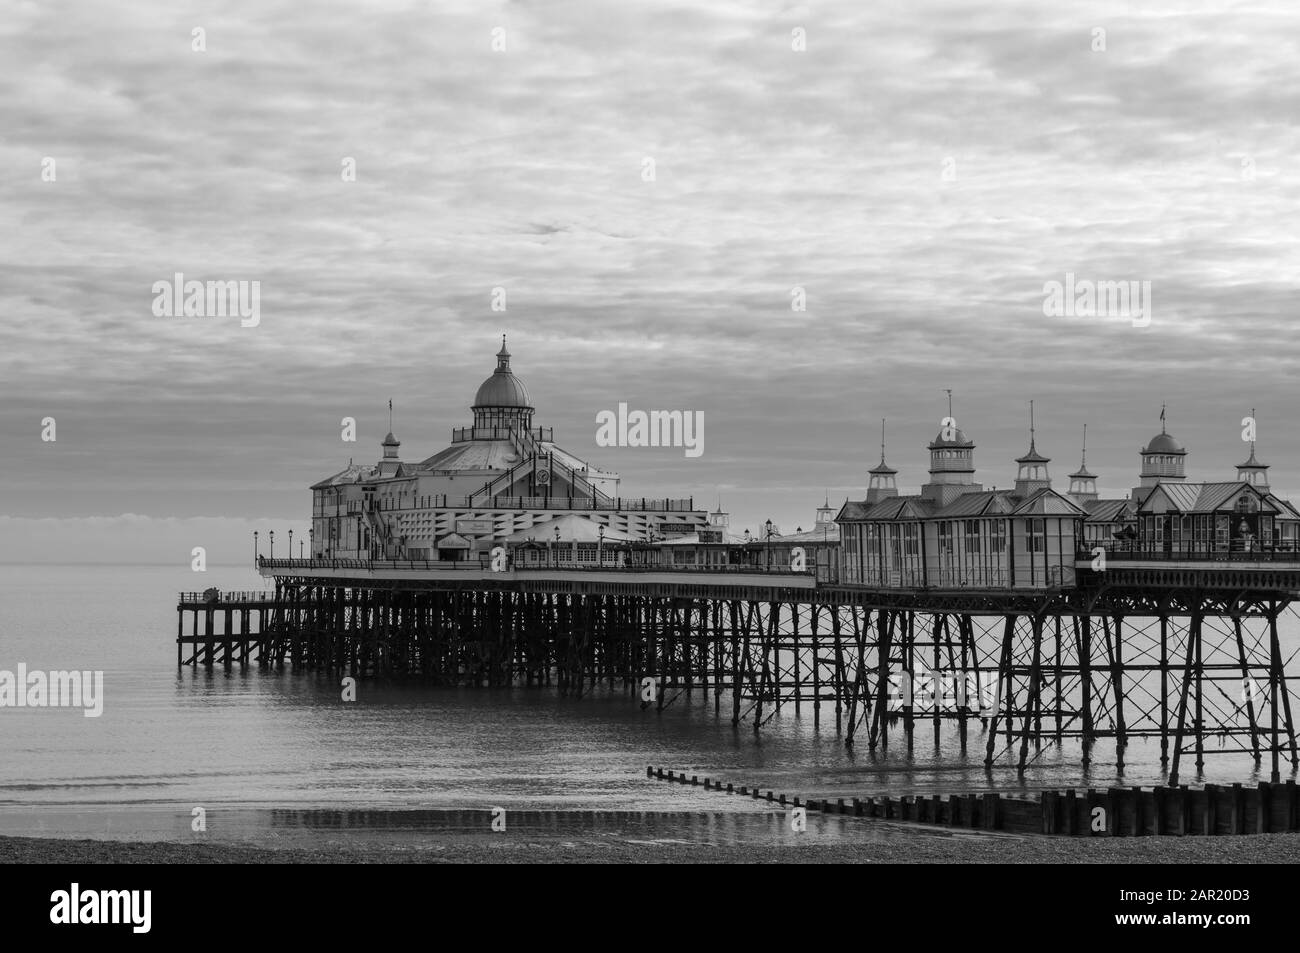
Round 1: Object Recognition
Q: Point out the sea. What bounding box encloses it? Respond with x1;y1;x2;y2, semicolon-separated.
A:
0;563;1293;850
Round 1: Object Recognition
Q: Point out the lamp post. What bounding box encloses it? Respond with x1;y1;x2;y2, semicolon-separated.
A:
309;527;314;561
598;525;605;566
253;530;259;565
269;530;275;560
554;525;562;566
765;519;774;570
288;529;293;561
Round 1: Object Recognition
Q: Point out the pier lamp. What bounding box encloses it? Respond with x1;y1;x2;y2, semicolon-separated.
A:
269;530;275;559
288;529;293;560
598;525;605;566
253;530;258;564
309;527;314;560
765;519;774;569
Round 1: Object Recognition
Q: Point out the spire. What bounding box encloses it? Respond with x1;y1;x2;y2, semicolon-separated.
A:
1068;423;1098;500
1160;402;1167;434
1070;423;1095;478
870;418;897;475
867;417;899;502
1016;400;1050;464
1014;400;1051;494
1237;407;1269;489
495;334;511;372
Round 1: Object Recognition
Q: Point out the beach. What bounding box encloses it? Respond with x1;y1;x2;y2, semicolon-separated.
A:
5;821;1300;864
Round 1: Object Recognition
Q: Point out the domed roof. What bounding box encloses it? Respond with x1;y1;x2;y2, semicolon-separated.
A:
1143;432;1185;454
929;428;974;449
382;431;400;447
473;337;533;409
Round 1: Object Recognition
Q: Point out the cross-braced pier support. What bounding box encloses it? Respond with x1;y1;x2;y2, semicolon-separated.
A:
177;579;1300;781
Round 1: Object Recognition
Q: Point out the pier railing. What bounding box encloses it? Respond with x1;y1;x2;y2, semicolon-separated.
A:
1078;541;1300;562
314;495;698;516
256;557;812;577
178;590;275;604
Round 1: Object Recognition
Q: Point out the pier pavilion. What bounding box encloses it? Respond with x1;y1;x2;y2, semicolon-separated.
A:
837;410;1300;590
309;338;707;561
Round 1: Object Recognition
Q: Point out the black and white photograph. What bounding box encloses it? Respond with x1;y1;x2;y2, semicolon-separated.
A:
1;0;1294;932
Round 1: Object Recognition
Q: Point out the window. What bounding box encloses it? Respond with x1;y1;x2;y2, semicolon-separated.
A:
964;520;981;554
991;522;1006;553
1027;519;1045;553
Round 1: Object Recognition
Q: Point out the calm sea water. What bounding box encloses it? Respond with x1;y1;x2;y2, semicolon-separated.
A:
0;564;1292;844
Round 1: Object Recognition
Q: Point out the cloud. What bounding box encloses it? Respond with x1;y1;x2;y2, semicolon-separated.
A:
1;0;1297;537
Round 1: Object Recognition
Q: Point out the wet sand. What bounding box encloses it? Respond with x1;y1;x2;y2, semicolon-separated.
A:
5;825;1299;864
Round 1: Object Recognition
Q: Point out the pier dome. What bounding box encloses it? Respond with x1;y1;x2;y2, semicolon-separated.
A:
1134;413;1188;499
473;337;533;410
929;428;974;448
1142;432;1184;454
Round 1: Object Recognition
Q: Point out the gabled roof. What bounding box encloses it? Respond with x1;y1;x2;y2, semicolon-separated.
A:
837;501;871;521
933;490;1014;518
839;488;1087;522
1010;488;1086;517
1141;481;1276;514
1083;498;1134;522
860;496;935;521
1266;494;1300;521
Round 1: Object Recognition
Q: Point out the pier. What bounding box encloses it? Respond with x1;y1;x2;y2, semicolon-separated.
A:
175;344;1300;784
178;549;1300;783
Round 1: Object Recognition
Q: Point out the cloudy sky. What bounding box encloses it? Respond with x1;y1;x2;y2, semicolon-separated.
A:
2;0;1298;563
